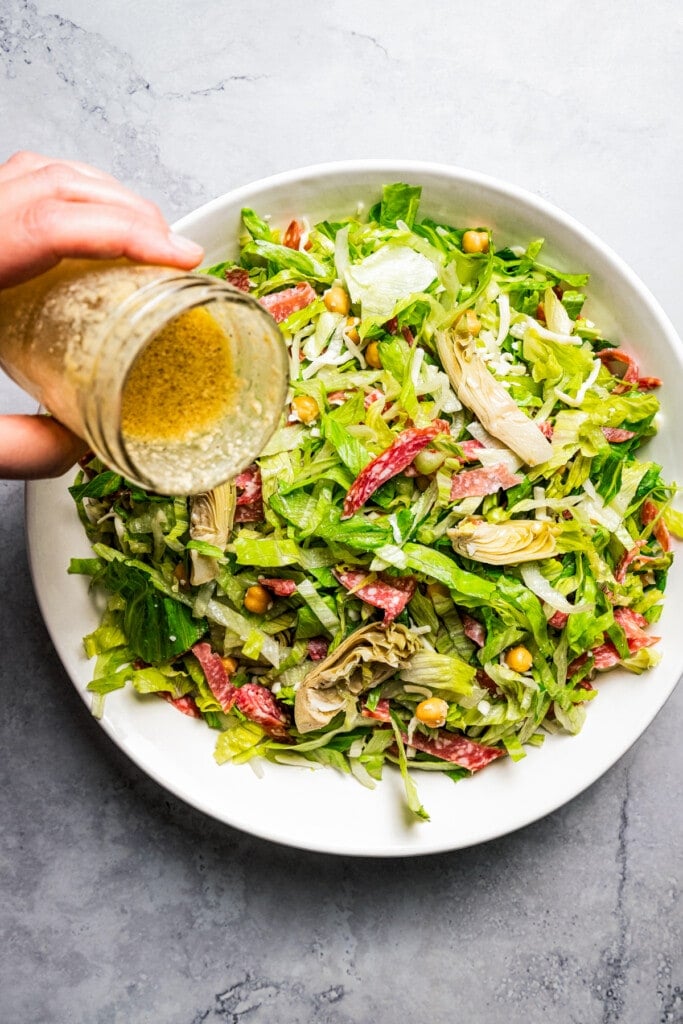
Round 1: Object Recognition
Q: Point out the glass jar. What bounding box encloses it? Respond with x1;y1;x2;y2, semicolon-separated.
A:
0;259;288;494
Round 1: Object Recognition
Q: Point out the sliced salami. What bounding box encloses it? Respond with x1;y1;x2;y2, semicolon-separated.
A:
548;610;569;629
326;390;349;406
192;641;236;712
282;220;303;250
449;463;522;500
462;613;486;647
233;682;290;738
602;427;636;443
614;606;649;633
589;641;622;670
260;282;317;323
615;540;646;584
457;439;485;462
361;698;391;722
224;267;251;292
158;692;202;719
597;348;640;383
363;388;385;409
641;498;671;551
235;464;264;523
258;577;298;597
614;606;660;649
335;569;417;622
307;637;330;661
342;421;449;517
403;729;504;772
476;668;501;697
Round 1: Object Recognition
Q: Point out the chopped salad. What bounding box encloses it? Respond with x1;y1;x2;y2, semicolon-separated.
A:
69;183;681;820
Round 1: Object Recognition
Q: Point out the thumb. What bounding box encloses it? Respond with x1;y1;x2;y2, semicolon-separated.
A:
0;414;89;479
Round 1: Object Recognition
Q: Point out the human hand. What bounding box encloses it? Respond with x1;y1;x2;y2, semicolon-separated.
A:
0;151;205;478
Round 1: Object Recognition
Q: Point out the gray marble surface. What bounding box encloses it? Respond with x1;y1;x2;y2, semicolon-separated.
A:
1;2;682;1022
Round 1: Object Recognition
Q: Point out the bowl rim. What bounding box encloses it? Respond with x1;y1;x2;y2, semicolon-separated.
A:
175;157;683;360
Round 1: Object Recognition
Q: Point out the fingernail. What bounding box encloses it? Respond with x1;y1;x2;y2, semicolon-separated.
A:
167;232;204;257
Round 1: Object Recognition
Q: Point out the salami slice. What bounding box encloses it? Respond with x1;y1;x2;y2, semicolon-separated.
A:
233;682;290;738
363;388;385;409
602;427;636;443
597;348;640;383
260;282;317;323
476;668;501;697
224;267;251;292
282;219;303;250
158;692;202;719
361;698;391;722
548;610;569;629
641;498;671;551
462;613;486;647
615;540;646;584
403;729;504;772
567;652;589;676
326;390;349;406
537;421;554;439
307;637;330;661
614;606;649;632
258;577;298;597
335;569;416;622
457;439;485;462
614;606;660;649
235;464;264;523
449;463;522;500
569;609;659;677
342;421;449;517
589;641;622;670
192;641;236;712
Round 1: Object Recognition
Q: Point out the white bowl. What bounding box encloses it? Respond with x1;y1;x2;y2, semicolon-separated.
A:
26;161;683;856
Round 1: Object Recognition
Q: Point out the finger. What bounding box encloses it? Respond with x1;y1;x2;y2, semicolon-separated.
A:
0;150;121;185
0;415;89;479
0;161;167;229
0;200;203;287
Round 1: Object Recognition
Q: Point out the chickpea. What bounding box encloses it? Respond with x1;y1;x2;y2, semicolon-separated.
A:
415;697;449;729
462;230;490;254
346;317;360;343
324;285;351;315
221;656;239;675
426;582;450;603
291;394;319;423
462;309;482;336
244;584;272;615
505;645;534;673
365;340;382;368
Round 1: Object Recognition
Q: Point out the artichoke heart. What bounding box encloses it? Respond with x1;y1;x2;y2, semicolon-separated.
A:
435;325;553;467
448;518;558;565
294;622;422;734
189;480;236;585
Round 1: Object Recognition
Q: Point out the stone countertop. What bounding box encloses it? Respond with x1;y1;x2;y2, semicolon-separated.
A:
1;3;681;1022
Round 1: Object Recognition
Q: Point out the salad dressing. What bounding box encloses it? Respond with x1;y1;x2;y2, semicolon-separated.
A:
0;258;288;493
121;306;236;444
